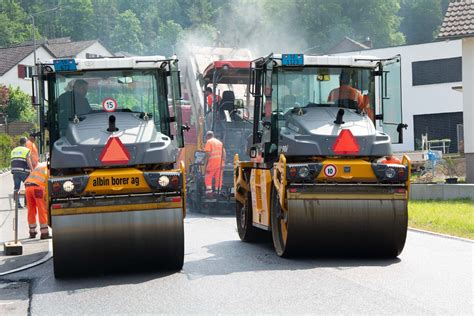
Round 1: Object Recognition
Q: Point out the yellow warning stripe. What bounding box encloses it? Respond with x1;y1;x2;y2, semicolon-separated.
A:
51;201;182;216
287;193;407;200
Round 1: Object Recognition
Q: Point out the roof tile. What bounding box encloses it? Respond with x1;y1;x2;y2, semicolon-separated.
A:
438;0;474;38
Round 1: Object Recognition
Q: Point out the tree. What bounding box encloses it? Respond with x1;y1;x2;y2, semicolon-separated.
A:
5;86;36;123
343;0;405;48
110;10;144;54
56;0;93;41
399;0;448;44
0;0;34;46
90;0;119;49
0;85;9;113
153;20;184;56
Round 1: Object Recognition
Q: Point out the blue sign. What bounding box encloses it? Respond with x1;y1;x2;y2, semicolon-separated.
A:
53;59;77;72
282;54;304;66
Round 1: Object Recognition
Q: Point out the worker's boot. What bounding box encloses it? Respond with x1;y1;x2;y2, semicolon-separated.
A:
29;232;37;238
40;233;51;240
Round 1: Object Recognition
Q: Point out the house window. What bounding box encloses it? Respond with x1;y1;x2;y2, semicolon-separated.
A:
413;112;463;153
17;64;34;79
412;57;462;86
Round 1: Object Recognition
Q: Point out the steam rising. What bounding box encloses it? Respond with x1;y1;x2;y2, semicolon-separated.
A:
178;0;309;58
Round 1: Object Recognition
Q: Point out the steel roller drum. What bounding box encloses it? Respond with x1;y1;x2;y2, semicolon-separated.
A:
278;199;407;257
52;208;184;277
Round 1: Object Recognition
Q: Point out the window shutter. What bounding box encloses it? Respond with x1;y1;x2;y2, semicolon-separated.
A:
18;64;26;78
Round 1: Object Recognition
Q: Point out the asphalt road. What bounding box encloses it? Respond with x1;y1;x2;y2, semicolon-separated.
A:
0;203;472;314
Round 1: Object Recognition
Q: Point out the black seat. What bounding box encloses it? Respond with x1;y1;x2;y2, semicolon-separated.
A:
218;90;235;119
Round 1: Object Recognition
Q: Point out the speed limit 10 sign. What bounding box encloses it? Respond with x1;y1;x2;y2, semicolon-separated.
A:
323;164;337;177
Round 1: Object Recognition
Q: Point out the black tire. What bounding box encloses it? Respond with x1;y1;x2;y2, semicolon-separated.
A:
236;191;262;242
271;185;291;257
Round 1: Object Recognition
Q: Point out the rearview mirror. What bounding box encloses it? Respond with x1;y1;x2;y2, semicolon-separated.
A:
118;77;133;84
234;99;244;109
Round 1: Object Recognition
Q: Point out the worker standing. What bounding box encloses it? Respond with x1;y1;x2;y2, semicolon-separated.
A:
24;162;50;239
25;132;39;168
204;87;221;112
204;131;225;195
11;137;33;208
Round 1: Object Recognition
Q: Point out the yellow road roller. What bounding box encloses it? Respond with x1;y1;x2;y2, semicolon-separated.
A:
34;55;188;277
234;54;411;257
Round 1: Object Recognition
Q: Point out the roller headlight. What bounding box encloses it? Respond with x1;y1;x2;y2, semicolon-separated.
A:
158;175;170;187
385;168;396;179
62;180;75;192
298;166;310;178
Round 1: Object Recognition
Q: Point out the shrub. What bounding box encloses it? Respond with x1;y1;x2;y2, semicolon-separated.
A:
0;133;13;168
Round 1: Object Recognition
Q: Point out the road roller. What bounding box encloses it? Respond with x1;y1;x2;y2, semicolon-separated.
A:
34;55;188;277
234;53;411;257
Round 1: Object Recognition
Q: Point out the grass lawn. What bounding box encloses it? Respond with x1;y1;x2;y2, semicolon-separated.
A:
408;199;474;239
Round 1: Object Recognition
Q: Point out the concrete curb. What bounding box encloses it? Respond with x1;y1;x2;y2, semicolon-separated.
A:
408;227;473;243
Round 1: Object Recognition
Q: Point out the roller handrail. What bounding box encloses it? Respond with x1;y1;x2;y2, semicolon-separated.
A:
402;154;412;198
180;160;186;217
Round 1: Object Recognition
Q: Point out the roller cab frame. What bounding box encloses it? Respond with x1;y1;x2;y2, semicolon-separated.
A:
34;56;187;277
234;53;411;257
187;60;253;212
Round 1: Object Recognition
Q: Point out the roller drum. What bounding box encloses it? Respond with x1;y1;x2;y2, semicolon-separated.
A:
52;208;184;277
274;198;407;257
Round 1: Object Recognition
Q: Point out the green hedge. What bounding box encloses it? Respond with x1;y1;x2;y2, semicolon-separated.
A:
0;133;13;168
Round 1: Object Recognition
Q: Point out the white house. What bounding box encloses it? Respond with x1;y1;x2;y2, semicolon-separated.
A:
0;37;113;96
438;0;474;183
336;39;463;154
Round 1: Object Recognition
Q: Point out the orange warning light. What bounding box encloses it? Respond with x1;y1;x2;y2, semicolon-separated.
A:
332;129;360;155
99;136;130;165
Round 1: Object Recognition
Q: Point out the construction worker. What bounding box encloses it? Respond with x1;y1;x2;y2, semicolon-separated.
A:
204;87;221;112
25;132;39;168
381;155;401;164
24;162;50;239
11;137;33;208
204;131;226;195
328;70;363;109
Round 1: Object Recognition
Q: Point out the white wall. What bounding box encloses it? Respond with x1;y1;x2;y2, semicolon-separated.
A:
462;38;474;154
338;40;463;152
0;46;53;95
75;41;113;58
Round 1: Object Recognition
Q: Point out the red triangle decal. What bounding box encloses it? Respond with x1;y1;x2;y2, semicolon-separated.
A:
332;129;360;155
99;136;130;165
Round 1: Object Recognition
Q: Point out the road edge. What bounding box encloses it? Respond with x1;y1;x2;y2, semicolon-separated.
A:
408;227;474;243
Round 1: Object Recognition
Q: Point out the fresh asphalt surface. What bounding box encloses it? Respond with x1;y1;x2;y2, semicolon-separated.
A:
0;170;472;314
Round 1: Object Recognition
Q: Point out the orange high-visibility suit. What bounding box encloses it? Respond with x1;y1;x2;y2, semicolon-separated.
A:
381;156;401;164
207;94;221;111
204;137;225;192
24;163;48;238
25;140;39;168
328;85;363;108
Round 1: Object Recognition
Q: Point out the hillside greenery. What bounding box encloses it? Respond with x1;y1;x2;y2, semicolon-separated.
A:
0;0;452;56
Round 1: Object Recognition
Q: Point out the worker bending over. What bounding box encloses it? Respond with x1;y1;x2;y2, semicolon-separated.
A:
204;131;226;195
24;162;50;239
